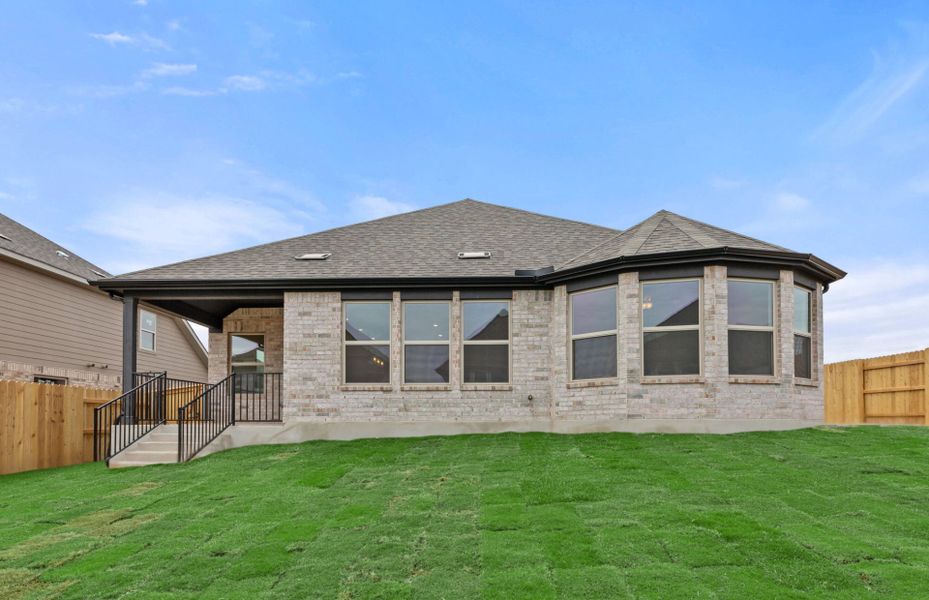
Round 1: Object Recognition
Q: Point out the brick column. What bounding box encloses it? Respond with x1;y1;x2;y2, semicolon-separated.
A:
702;265;728;390
618;271;639;385
778;269;795;382
451;291;461;390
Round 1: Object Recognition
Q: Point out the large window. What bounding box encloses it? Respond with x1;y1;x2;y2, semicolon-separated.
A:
642;280;701;376
344;302;391;384
463;301;509;383
139;309;157;351
403;302;450;383
570;287;617;380
728;280;775;376
794;287;812;379
231;334;265;392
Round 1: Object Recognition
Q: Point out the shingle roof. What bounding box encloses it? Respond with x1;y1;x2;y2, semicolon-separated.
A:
111;199;620;281
556;209;792;271
0;212;111;281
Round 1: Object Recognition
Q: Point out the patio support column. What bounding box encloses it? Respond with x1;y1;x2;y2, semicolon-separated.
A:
122;295;138;396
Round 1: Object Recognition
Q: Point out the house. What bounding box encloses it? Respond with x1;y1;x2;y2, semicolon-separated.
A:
93;199;844;465
0;213;208;388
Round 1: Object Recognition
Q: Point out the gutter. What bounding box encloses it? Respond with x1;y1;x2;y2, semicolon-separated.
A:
93;247;846;297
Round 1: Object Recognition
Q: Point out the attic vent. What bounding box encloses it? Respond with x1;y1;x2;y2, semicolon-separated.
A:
90;269;107;278
0;233;10;241
294;253;331;261
458;251;491;259
56;250;70;258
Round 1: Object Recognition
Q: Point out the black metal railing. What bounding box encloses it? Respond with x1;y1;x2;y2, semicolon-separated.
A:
233;372;283;422
177;375;235;462
93;372;167;464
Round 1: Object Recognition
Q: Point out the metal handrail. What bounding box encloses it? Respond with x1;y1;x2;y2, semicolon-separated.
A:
93;372;167;464
177;375;235;462
233;372;283;422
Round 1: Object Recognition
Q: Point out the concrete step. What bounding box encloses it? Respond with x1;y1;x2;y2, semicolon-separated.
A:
146;433;177;443
131;440;176;453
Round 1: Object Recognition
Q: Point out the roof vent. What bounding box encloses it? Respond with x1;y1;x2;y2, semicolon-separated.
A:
0;233;11;242
458;251;491;259
294;253;331;261
56;250;70;258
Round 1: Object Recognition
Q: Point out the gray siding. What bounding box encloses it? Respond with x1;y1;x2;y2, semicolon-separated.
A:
0;258;207;385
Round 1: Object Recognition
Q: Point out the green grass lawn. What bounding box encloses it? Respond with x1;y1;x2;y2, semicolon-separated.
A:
2;427;929;599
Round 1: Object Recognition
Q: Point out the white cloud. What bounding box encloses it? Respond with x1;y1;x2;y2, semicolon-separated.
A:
142;63;197;78
90;31;169;51
166;19;183;32
224;75;267;91
350;195;415;221
162;86;218;97
825;260;929;362
82;194;307;273
90;31;134;45
133;0;148;6
336;70;363;80
772;192;810;212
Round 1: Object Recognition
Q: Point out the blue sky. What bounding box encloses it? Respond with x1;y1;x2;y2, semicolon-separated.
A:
1;1;928;361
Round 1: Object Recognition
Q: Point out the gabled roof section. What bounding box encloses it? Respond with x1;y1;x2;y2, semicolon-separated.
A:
106;199;620;281
0;212;111;282
556;209;793;272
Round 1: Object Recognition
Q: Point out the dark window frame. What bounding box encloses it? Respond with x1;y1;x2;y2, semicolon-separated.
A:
727;278;777;376
569;286;618;381
139;308;157;352
793;286;813;380
230;333;267;393
462;299;511;384
402;300;451;384
641;278;703;377
343;301;392;384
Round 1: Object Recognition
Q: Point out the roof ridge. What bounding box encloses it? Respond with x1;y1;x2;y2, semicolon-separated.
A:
659;213;718;249
555;210;659;270
621;212;667;256
662;210;793;252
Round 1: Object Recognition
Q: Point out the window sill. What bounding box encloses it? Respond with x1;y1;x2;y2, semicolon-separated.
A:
461;384;512;392
640;376;705;385
794;378;819;388
567;378;618;389
339;384;393;392
729;376;780;385
401;384;452;392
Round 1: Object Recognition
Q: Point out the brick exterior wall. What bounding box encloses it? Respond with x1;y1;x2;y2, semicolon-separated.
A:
208;267;825;425
0;360;120;389
208;308;284;384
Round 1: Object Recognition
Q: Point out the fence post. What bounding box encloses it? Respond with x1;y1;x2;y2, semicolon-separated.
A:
178;406;184;462
230;375;236;426
924;348;929;426
856;360;866;423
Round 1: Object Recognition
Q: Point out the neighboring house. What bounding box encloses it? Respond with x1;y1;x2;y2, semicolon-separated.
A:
0;213;208;388
96;199;844;460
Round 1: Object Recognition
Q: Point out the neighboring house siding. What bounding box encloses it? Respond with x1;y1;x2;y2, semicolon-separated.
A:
0;258;207;387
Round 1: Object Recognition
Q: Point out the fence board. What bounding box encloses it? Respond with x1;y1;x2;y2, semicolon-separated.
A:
825;348;929;425
0;381;119;475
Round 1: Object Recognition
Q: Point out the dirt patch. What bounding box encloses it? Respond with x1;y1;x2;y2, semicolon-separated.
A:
115;481;164;497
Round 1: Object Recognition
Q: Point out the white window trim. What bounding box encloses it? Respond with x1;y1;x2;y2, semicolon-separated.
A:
640;278;703;377
727;278;777;376
461;299;512;384
569;285;618;382
793;286;813;380
139;309;157;352
342;301;392;385
402;300;451;384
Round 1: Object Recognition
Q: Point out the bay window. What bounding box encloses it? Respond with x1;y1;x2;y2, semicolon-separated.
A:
403;302;451;383
728;280;775;376
570;287;617;380
642;280;701;376
463;301;509;383
793;287;813;379
344;302;391;384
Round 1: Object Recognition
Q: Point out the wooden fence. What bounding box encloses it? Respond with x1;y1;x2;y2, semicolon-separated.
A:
825;348;929;425
0;381;119;475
